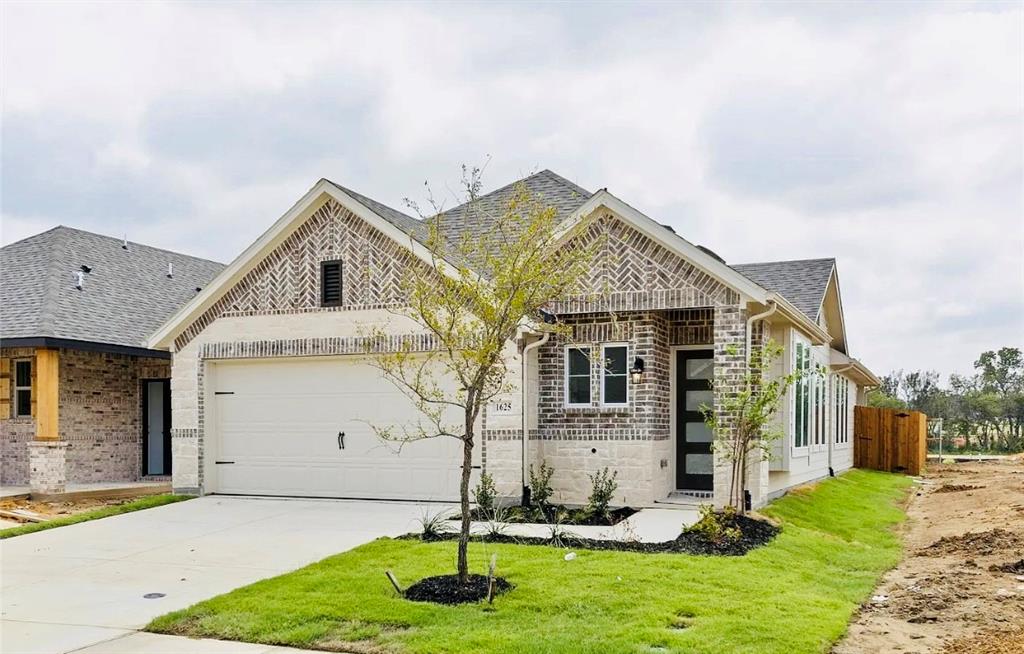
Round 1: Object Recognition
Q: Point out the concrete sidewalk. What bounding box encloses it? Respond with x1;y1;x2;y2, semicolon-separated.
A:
70;632;310;653
1;496;443;654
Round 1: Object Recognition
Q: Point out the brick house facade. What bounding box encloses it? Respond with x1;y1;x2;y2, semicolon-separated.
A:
149;172;879;509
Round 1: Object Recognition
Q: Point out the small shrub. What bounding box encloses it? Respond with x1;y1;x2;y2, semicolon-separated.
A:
481;504;513;540
529;461;555;507
417;508;453;540
684;504;741;545
474;472;497;513
586;467;619;520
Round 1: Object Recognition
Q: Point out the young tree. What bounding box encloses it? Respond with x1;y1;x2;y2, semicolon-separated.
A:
700;340;801;513
365;166;594;584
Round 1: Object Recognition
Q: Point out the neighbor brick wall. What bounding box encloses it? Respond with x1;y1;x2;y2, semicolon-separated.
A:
60;349;169;483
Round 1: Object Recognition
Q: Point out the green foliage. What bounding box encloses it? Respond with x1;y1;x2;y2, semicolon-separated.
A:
0;494;191;539
148;470;912;654
701;339;802;512
473;472;497;514
685;504;742;545
528;461;555;507
585;467;618;519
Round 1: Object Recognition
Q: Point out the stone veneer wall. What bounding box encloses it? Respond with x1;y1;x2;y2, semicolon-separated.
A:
61;350;169;483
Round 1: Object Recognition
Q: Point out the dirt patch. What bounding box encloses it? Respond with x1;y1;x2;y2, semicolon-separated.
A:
933;483;984;493
833;458;1024;654
0;496;139;523
403;574;513;605
989;559;1024;574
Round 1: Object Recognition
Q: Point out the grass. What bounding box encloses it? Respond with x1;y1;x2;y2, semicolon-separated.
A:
0;493;192;539
147;470;912;654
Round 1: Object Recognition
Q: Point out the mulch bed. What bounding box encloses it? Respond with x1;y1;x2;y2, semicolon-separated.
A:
404;574;513;605
451;505;638;527
423;512;779;556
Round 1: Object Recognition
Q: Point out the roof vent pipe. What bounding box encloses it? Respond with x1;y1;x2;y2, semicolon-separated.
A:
75;271;85;290
122;235;129;250
166;263;173;278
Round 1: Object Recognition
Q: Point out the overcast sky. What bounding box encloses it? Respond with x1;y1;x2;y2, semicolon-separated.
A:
2;1;1021;380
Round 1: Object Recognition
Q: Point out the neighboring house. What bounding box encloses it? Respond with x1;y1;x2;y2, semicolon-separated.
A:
147;170;879;509
0;227;224;492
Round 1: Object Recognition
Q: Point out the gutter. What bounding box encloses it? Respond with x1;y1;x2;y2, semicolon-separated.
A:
520;329;550;505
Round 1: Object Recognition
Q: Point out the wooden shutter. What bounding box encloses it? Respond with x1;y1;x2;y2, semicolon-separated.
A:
321;260;343;307
30;355;37;418
0;358;10;420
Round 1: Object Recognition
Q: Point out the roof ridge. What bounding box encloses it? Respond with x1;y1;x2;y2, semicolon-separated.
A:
0;224;66;250
61;225;226;266
537;169;593;198
439;168;591;218
325;180;420;223
732;256;836;267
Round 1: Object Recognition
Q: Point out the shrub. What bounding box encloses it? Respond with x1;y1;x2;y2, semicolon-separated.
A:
474;472;497;513
685;504;741;545
529;461;555;507
586;467;619;520
417;508;453;540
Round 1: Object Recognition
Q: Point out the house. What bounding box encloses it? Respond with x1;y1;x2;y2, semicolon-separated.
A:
147;170;879;508
0;227;224;493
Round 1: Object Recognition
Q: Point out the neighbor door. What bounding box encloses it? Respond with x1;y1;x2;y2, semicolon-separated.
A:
143;379;171;476
676;349;714;491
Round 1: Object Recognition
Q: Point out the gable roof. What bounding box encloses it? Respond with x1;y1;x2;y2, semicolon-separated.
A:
325;180;428;243
434;169;592;244
731;258;836;322
1;226;224;350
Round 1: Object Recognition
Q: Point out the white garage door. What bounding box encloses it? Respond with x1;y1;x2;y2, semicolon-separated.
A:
209;357;466;501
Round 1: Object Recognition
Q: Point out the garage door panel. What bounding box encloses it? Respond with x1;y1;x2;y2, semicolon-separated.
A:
211;357;466;500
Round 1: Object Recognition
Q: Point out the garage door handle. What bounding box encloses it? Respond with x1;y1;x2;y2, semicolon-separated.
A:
215;460;235;465
337;431;345;450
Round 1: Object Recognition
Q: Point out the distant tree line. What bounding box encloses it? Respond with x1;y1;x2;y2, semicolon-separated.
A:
867;347;1024;453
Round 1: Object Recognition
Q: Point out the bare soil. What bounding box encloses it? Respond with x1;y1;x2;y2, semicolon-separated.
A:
0;496;138;523
833;457;1024;654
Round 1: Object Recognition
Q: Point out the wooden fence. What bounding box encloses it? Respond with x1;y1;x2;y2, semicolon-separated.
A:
854;406;928;475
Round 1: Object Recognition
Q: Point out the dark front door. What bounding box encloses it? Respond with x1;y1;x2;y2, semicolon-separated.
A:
143;379;172;476
676;349;714;491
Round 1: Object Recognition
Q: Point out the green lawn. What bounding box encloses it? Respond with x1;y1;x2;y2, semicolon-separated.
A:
0;494;192;539
148;470;911;654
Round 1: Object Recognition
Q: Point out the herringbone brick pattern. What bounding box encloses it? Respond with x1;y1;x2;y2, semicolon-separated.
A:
176;199;427;349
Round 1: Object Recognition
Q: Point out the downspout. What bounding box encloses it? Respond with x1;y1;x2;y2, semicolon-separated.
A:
745;301;778;364
829;363;856;477
520;330;550;506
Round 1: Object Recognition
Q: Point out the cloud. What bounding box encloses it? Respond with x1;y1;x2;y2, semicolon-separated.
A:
1;1;1021;379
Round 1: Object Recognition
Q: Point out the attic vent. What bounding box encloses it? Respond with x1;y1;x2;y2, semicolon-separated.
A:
662;224;676;234
80;265;92;273
696;245;726;264
321;260;342;307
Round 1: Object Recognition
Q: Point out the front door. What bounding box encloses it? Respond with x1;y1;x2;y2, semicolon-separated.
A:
143;379;171;476
676;349;714;491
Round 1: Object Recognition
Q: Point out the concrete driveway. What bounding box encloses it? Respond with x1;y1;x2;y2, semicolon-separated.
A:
1;496;443;654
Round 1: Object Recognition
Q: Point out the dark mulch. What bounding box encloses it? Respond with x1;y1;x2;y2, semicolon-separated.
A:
404;574;513;605
451;505;637;527
423;512;779;556
988;559;1024;574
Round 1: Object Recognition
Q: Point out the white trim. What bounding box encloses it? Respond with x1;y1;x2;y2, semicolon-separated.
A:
791;330;812;455
147;179;460;350
599;342;629;408
564;344;592;408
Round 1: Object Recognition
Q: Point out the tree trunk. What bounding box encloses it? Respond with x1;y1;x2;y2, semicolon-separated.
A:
457;428;474;584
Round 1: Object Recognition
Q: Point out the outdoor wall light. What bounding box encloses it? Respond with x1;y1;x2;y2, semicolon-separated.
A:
630;357;645;384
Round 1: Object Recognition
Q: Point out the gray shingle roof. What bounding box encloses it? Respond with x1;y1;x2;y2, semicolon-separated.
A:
1;226;224;349
731;258;835;321
434;169;592;244
325;180;428;243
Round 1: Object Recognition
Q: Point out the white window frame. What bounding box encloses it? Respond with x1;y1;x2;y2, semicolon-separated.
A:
564;345;592;408
13;358;31;418
791;334;811;452
599;342;630;408
833;374;851;448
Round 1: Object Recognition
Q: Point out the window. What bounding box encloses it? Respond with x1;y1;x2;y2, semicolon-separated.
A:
565;346;591;406
320;260;342;307
793;339;811;448
601;344;628;406
814;365;827;447
14;359;31;418
834;374;850;445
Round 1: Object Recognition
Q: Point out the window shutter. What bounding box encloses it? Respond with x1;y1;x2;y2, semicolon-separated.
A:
321;260;342;307
0;358;10;420
30;355;37;418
